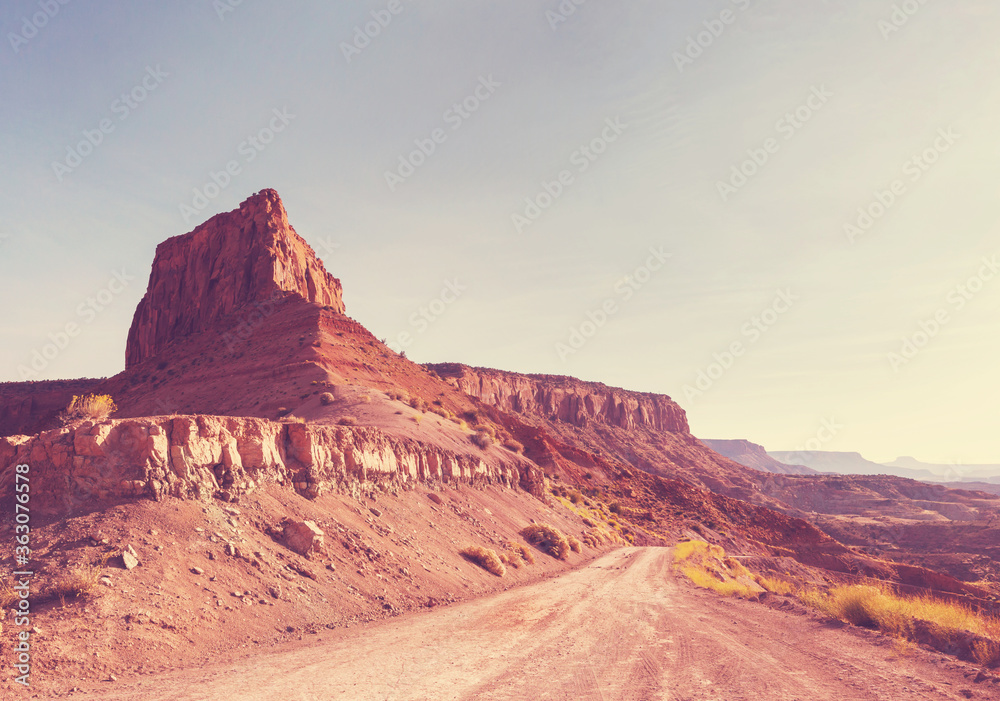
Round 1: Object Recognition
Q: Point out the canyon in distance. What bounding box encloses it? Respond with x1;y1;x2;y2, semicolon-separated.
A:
2;190;999;699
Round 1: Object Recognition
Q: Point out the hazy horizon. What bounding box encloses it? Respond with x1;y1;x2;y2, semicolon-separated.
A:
2;1;998;464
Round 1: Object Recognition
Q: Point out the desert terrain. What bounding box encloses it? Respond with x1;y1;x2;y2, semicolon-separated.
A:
2;191;999;698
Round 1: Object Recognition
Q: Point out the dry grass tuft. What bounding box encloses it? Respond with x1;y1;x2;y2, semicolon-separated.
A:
672;540;761;599
502;438;524;454
521;524;571;560
470;431;492;449
757;576;796;596
337;416;358;426
460;545;506;577
64;393;117;422
46;556;110;602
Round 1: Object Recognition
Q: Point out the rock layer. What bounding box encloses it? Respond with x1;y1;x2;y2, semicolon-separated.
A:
125;189;344;368
0;416;538;516
429;363;689;434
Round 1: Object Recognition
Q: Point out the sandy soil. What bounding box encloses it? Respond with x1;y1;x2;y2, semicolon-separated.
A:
76;547;996;700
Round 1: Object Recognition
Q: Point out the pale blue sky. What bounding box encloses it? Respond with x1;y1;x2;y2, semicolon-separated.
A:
2;1;998;462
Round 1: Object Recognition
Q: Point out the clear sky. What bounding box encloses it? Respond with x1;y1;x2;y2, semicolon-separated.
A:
1;1;998;463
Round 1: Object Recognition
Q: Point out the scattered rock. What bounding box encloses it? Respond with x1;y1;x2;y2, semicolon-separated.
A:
99;577;113;587
283;520;325;557
370;507;382;517
121;548;140;571
191;566;204;575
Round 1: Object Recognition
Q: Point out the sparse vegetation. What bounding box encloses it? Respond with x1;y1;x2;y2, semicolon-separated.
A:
63;393;117;422
502;438;524;454
470;431;492;449
337;416;357;426
498;541;534;569
521;523;571;560
672;540;760;599
45;556;109;603
320;392;335;405
800;583;1000;666
460;545;506;577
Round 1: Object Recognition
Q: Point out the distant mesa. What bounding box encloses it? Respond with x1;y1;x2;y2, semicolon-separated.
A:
125;189;344;368
701;439;817;476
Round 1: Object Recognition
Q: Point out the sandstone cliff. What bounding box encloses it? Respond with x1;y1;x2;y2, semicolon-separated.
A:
0;415;538;516
428;363;689;434
125;189;344;368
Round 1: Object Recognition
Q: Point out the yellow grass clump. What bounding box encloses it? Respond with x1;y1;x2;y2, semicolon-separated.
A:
65;394;117;421
672;540;761;599
460;545;506;577
521;524;571;560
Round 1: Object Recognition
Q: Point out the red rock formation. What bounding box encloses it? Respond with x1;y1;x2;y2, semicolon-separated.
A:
429;363;689;434
125;189;344;368
0;415;536;516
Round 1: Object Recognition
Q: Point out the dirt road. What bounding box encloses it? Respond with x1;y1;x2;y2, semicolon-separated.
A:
84;548;992;700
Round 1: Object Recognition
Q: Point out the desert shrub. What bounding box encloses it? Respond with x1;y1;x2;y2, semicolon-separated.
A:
430;406;448;418
320;392;335;405
460;545;506;577
412;415;422;424
473;423;496;437
567;535;582;553
47;556;109;602
582;517;597;528
64;394;117;422
504;541;534;566
470;431;492;449
757;576;796;596
673;541;758;599
521;524;570;560
569;490;585;505
337;416;357;426
409;397;427;411
502;438;524;454
609;502;622;515
281;415;307;424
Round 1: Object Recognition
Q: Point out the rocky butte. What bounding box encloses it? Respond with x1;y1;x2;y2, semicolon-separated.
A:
126;188;344;368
